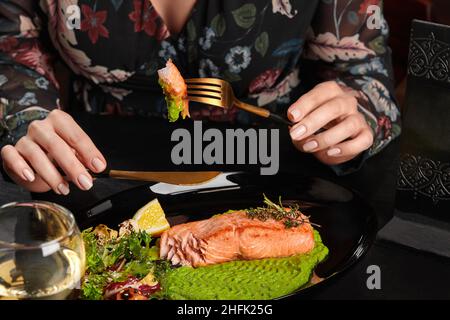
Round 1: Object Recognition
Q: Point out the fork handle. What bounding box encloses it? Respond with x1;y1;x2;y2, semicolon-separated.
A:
234;100;293;126
267;113;294;127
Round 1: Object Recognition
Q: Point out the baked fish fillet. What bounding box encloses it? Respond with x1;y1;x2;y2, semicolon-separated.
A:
160;211;315;267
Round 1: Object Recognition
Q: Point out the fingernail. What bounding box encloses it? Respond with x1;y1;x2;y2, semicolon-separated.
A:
91;157;106;172
327;148;342;157
57;183;70;196
22;168;35;182
290;109;301;121
290;125;307;140
78;174;93;190
303;140;318;152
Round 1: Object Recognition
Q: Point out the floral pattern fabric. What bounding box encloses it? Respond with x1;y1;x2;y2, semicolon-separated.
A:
0;0;400;169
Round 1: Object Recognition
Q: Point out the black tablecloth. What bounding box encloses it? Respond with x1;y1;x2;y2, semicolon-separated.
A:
1;113;449;299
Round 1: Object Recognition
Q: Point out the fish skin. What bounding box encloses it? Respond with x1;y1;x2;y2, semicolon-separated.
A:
160;211;315;267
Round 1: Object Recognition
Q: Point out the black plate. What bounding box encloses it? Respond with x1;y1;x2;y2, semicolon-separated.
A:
78;173;377;299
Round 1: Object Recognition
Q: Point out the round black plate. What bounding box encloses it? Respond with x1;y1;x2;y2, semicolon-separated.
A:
78;173;377;299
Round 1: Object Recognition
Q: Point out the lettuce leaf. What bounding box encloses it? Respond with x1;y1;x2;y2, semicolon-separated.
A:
166;97;183;122
81;274;108;300
82;228;105;274
159;79;184;122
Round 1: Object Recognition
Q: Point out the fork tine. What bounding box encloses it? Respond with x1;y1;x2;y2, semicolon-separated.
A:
187;90;222;99
185;78;223;86
187;84;221;92
187;96;224;108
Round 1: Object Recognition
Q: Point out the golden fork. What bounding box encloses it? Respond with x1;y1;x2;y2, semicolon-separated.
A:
186;78;293;126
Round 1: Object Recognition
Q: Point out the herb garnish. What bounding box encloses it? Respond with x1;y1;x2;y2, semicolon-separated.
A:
246;194;320;229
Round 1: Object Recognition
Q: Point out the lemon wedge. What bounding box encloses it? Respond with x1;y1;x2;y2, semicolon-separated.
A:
132;199;170;236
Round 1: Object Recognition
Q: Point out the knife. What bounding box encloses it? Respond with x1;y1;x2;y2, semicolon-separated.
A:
90;169;222;185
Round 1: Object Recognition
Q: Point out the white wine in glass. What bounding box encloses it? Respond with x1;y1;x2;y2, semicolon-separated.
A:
0;201;85;300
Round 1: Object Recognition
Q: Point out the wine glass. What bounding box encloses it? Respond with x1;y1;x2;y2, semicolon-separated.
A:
0;201;85;300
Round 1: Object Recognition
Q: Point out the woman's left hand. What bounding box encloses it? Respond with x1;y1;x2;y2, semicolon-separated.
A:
287;81;374;165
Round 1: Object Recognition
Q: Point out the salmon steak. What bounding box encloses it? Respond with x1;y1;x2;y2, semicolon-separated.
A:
159;211;315;267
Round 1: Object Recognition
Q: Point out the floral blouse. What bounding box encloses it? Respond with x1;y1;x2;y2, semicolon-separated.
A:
0;0;400;172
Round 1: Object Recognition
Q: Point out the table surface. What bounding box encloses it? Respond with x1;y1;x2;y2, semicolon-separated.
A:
1;113;449;299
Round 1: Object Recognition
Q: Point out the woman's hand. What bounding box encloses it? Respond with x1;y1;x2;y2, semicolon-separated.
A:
287;81;374;165
1;110;107;194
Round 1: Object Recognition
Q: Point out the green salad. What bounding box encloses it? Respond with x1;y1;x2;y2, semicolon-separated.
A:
81;225;169;300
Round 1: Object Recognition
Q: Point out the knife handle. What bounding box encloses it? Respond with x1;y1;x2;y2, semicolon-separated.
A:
234;100;294;126
103;170;153;181
89;169;110;179
90;169;144;181
90;169;182;183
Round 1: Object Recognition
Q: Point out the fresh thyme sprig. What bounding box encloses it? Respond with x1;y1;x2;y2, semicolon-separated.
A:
246;194;321;229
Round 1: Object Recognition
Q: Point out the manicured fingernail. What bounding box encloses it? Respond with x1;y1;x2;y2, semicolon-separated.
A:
303;140;318;152
78;174;93;190
327;148;342;157
91;157;106;172
290;125;306;140
57;183;70;196
22;168;35;182
290;109;301;121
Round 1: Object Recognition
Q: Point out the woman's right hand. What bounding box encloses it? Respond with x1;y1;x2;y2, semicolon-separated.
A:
1;110;107;195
